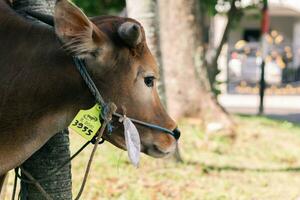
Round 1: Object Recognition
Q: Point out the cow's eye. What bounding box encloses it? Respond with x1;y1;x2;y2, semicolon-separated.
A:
144;76;155;87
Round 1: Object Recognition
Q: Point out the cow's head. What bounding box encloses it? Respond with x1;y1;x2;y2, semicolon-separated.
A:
54;0;179;158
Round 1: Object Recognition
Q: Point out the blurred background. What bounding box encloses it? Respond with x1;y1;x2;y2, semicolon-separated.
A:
73;0;300;126
4;0;300;199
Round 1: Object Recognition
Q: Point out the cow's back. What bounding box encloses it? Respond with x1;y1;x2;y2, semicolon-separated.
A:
0;0;83;175
0;0;76;131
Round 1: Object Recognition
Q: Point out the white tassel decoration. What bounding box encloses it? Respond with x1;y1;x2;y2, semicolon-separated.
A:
123;116;141;167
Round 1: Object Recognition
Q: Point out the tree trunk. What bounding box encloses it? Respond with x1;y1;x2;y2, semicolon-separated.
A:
13;1;72;199
206;0;238;90
125;0;167;107
159;0;234;131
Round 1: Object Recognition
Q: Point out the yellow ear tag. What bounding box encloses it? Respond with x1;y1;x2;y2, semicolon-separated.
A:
69;104;102;141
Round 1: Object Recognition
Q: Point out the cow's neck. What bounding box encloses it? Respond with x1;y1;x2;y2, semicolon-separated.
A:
0;12;96;174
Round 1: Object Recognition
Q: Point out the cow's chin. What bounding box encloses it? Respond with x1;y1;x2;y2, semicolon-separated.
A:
103;133;176;159
142;144;174;158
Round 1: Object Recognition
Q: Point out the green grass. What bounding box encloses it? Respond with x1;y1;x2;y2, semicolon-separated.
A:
3;115;300;200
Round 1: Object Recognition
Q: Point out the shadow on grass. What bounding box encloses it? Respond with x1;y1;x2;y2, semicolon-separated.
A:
237;113;300;127
187;161;300;173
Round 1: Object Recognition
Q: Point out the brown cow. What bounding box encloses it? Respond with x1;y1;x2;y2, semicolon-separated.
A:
0;0;179;191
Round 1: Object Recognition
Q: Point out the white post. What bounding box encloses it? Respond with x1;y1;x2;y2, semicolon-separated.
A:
293;21;300;69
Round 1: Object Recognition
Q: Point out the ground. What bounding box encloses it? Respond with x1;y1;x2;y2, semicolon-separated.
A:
2;115;300;200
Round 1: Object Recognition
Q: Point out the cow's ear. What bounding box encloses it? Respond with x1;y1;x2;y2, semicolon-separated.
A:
54;0;107;58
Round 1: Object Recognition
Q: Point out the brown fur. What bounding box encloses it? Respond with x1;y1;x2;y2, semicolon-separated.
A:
0;0;177;188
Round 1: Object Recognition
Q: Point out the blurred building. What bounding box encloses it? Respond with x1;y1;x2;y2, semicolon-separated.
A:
216;0;300;95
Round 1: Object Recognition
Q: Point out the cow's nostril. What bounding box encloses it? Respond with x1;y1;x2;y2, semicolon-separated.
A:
153;144;161;152
172;127;181;140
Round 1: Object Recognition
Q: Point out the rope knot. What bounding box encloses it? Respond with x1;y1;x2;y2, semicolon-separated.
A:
101;102;117;123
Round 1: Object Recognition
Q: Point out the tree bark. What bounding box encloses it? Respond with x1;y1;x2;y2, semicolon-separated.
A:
13;1;72;199
206;0;238;89
19;131;72;200
125;0;167;107
159;0;234;130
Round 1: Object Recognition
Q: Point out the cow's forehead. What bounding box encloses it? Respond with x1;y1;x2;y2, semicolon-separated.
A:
139;47;159;75
91;16;146;47
91;16;158;74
